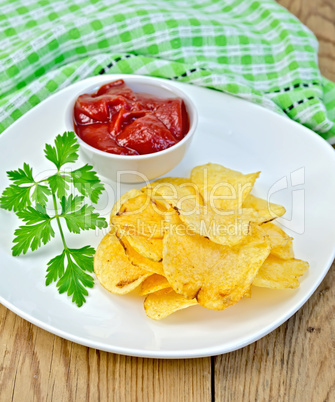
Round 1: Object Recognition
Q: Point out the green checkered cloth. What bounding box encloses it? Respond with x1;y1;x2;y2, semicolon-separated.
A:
1;0;335;143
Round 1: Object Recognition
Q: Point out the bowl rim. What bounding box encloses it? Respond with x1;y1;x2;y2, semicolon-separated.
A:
70;75;198;160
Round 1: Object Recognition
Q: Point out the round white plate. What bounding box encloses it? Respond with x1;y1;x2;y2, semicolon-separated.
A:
1;74;335;359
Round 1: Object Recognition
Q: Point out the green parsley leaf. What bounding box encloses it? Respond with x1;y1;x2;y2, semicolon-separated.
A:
60;194;84;213
12;219;55;256
35;203;48;214
44;131;79;169
45;250;66;286
68;246;95;273
46;247;95;305
0;184;32;212
69;164;105;204
7;163;34;185
31;184;51;206
56;250;94;307
16;205;51;224
62;203;107;234
48;173;70;200
2;131;108;307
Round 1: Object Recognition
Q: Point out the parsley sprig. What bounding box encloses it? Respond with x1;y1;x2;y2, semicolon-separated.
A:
0;132;108;307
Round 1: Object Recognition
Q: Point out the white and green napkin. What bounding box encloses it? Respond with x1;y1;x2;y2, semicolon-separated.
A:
1;0;334;142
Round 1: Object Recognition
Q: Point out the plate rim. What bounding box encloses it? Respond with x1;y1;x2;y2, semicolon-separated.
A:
1;250;334;359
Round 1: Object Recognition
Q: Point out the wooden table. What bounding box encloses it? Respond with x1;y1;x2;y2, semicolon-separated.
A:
1;1;334;400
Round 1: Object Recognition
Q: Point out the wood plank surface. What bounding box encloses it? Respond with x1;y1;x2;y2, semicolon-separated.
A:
214;260;335;402
1;1;335;401
0;306;211;402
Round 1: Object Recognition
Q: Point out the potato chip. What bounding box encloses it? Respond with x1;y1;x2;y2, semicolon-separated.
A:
144;182;201;216
110;189;143;219
139;274;170;296
118;234;164;275
94;231;151;294
100;162;308;319
150;177;200;194
191;163;260;210
144;177;204;206
142;188;171;211
163;215;271;310
111;192;165;238
270;244;295;260
243;194;286;221
119;230;163;262
144;288;197;320
261;222;294;259
153;184;271;246
178;206;269;247
253;255;309;289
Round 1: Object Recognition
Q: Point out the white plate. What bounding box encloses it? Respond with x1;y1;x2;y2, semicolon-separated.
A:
1;74;335;359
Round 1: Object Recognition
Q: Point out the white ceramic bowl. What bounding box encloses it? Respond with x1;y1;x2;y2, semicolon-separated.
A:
65;75;198;183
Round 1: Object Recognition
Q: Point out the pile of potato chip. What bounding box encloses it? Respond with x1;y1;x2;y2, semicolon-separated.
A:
94;163;308;320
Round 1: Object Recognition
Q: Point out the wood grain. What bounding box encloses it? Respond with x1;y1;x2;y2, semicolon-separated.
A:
0;307;211;402
0;1;334;401
214;260;335;402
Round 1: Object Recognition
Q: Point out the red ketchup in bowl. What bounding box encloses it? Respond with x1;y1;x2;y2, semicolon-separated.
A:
73;80;190;155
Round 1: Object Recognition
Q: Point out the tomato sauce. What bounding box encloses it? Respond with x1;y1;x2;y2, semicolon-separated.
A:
73;80;190;155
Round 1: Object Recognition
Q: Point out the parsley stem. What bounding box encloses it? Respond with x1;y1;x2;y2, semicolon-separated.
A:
52;193;68;250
